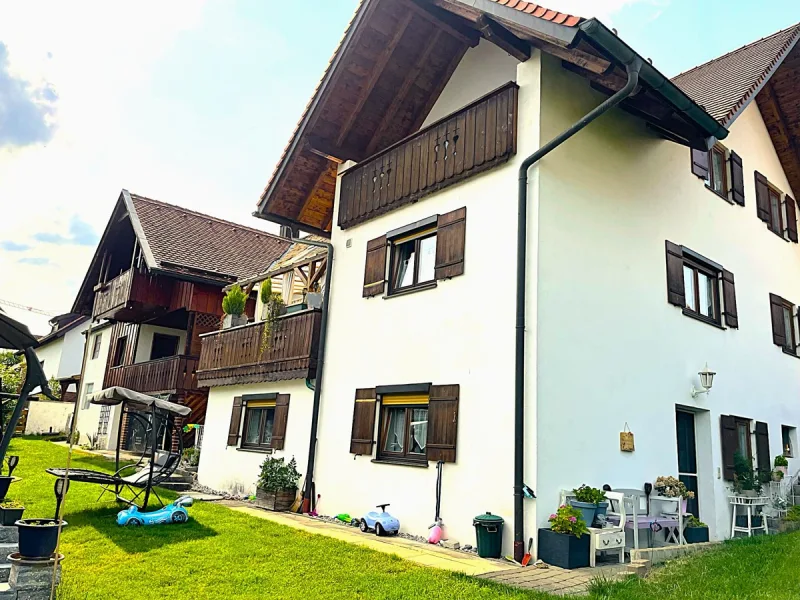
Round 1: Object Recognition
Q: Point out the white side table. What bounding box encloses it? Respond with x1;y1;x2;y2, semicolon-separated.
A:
729;495;769;538
587;526;625;567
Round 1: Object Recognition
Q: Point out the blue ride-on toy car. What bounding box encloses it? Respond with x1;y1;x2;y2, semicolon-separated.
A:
117;496;193;526
359;503;400;536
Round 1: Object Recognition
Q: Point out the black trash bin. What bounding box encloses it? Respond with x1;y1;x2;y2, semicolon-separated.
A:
473;512;504;558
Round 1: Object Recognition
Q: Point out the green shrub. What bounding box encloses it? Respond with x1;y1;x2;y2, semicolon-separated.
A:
549;504;588;537
572;484;606;504
686;515;707;528
257;456;301;492
222;285;247;316
785;505;800;522
774;454;789;467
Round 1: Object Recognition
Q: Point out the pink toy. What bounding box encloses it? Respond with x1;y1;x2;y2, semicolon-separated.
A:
428;522;443;544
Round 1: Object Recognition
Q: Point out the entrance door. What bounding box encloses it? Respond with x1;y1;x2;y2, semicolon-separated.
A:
676;409;700;517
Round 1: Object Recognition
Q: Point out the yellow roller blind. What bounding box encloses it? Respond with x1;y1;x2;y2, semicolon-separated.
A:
246;400;276;408
382;394;429;406
391;228;436;245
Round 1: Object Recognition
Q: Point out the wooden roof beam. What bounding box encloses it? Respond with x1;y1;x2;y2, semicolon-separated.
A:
401;0;480;47
759;82;800;197
365;29;444;156
305;135;363;163
335;12;414;148
535;38;612;75
409;41;470;133
476;15;530;62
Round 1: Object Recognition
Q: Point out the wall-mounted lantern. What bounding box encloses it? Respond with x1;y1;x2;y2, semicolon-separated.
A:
691;363;716;398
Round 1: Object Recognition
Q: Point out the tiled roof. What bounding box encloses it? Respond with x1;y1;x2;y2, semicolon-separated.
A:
672;24;800;125
236;235;328;288
129;194;291;282
35;314;88;347
487;0;583;27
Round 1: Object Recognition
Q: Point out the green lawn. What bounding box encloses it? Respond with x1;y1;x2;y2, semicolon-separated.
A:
10;437;800;599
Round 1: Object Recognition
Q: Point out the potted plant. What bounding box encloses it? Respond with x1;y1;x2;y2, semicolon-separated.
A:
683;515;709;544
773;469;785;482
732;452;762;497
654;475;695;513
222;284;248;329
305;281;323;310
0;500;24;526
259;279;286;354
255;456;301;511
569;484;606;527
538;504;590;569
16;519;67;558
775;454;789;475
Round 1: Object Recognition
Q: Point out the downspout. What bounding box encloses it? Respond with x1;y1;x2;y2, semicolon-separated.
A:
513;57;643;562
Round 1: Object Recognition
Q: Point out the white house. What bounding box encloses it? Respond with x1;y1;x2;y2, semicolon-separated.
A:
201;0;800;560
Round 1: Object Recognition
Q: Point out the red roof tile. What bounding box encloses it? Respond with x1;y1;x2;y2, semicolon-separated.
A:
672;24;800;125
129;194;290;282
486;0;583;27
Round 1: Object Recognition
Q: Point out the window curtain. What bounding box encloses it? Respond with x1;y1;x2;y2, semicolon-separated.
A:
383;409;405;452
409;408;427;454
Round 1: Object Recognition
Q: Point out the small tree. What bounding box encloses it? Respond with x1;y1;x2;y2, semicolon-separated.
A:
47;377;62;400
222;284;247;316
259;278;286;354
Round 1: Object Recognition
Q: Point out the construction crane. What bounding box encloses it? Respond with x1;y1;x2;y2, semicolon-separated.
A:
0;299;58;318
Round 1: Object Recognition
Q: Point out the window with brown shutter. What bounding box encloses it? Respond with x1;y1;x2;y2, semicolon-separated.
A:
769;293;797;355
435;207;466;280
666;242;733;329
227;396;243;446
377;394;429;465
363;236;387;298
691;145;743;206
665;241;685;307
730;150;745;206
427;384;459;463
755;421;771;482
270;394;290;450
720;415;738;481
722;270;738;329
350;389;377;455
755;172;797;243
786;196;798;242
691;148;709;180
755;171;771;223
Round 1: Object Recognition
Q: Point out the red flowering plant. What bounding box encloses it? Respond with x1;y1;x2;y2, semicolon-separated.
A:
548;504;588;538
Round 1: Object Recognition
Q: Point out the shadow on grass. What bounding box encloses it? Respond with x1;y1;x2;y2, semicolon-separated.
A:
76;506;218;554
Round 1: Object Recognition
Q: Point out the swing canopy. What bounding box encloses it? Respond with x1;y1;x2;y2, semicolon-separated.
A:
89;386;191;416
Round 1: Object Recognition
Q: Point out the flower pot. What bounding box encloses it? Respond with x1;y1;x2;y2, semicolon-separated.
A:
255;487;296;511
684;526;709;544
681;498;688;514
222;314;248;329
306;293;323;310
595;501;609;520
568;500;597;527
0;477;19;502
537;528;590;569
773;471;785;482
16;519;67;559
735;515;762;528
0;506;24;526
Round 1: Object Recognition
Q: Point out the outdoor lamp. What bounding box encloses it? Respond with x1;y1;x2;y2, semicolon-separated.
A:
691;363;716;398
54;477;70;521
6;455;19;477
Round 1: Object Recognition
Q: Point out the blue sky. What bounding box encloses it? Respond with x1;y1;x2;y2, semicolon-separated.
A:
0;0;797;333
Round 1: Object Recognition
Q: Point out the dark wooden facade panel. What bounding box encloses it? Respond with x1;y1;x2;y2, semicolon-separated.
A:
350;388;377;455
105;355;200;395
337;83;519;230
427;384;459;463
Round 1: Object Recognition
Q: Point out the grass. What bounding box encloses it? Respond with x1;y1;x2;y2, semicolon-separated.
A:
9;438;550;600
11;437;800;599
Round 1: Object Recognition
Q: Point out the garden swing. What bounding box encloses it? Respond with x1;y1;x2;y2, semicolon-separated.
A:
46;386;190;510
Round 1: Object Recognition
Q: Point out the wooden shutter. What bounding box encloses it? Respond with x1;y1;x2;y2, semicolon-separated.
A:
729;150;745;206
435;207;467;280
227;396;243;446
770;293;787;347
691;148;709;180
363;236;387;298
785;196;798;242
270;394;290;450
665;241;685;307
350;388;376;454
755;421;771;479
720;415;738;481
427;384;459;463
755;171;770;223
722;270;738;328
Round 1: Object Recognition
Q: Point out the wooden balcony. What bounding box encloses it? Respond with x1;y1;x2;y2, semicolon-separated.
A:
197;309;322;387
92;268;173;321
337;82;518;230
105;355;201;395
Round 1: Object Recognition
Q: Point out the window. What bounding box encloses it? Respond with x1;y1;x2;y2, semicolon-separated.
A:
241;405;275;450
706;145;728;197
378;396;429;464
390;229;437;293
362;207;466;298
111;336;127;367
91;333;102;360
782;426;796;458
755;171;797;242
691;146;744;205
82;382;94;410
666;242;736;328
769;294;798;355
98;405;111;435
736;418;751;460
150;333;180;361
768;186;784;236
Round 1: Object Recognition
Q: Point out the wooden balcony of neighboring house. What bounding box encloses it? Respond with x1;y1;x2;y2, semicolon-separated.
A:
92;268;173;322
104;355;201;396
196;308;322;387
337;82;519;230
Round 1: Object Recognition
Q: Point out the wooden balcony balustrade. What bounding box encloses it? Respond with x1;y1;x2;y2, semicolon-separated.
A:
105;355;200;395
337;82;518;230
92;268;173;321
197;309;322;387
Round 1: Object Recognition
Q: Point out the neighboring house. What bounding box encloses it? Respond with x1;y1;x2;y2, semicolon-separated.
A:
196;236;327;494
70;190;290;450
33;313;89;401
245;0;800;558
73;321;118;448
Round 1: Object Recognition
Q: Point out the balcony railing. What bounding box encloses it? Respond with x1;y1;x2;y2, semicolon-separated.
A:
93;269;133;318
337;82;519;229
92;268;174;321
105;355;200;395
197;309;322;387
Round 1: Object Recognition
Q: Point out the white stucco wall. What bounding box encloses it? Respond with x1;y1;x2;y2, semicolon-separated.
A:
74;325;119;448
311;47;541;553
34;338;63;382
25;400;73;435
535;53;800;544
57;324;87;380
197;379;314;495
134;325;187;363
